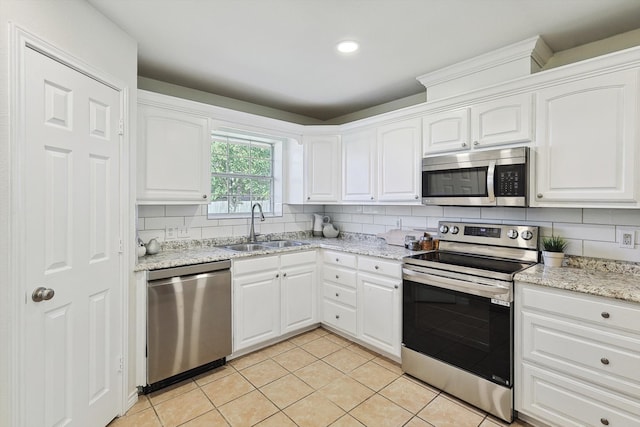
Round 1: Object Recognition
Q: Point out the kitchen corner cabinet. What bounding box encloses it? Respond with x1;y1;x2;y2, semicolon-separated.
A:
422;93;533;155
532;69;640;208
137;99;211;204
357;256;402;357
303;134;341;203
515;283;640;426
233;251;316;352
377;118;422;203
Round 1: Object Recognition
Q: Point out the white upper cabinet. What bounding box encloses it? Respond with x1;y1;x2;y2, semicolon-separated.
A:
532;69;639;208
137;94;211;204
303;134;341;203
377;118;422;202
341;128;376;202
422;93;533;155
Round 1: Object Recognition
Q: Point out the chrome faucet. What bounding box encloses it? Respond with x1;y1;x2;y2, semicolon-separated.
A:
249;202;265;242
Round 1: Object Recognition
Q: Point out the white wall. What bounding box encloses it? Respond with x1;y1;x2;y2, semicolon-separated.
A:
327;205;640;263
137;204;325;244
0;2;137;426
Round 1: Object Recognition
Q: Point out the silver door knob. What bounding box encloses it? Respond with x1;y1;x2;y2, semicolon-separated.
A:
473;141;479;146
202;194;208;199
462;142;467;147
32;287;55;302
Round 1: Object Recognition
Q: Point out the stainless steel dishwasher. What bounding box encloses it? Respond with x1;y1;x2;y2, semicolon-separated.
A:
145;260;231;392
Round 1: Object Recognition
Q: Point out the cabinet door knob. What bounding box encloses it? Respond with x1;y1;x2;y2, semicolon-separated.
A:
600;357;610;365
370;196;374;200
462;142;467;147
601;311;610;319
275;273;280;278
601;418;609;426
394;285;399;289
414;195;419;200
537;193;543;199
336;258;339;262
374;265;379;270
335;314;340;319
335;292;339;297
307;196;311;200
202;194;208;199
335;275;339;279
473;141;479;146
283;272;287;277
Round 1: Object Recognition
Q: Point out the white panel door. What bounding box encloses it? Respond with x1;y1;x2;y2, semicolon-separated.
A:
422;108;470;155
234;271;280;351
281;263;317;334
24;47;122;427
303;134;341;203
342;128;376;202
357;272;401;357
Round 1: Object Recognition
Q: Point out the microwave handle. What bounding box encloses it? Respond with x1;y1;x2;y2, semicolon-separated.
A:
487;160;496;202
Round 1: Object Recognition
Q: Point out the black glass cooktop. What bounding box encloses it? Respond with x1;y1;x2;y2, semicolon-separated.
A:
405;251;534;276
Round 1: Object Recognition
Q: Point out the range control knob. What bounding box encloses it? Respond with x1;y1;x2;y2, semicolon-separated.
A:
439;225;449;234
450;226;459;234
507;229;519;239
521;230;534;241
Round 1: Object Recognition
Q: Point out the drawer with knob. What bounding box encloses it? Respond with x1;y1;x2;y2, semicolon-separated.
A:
323;265;357;288
358;256;401;278
323;282;357;307
323;250;357;269
322;299;356;335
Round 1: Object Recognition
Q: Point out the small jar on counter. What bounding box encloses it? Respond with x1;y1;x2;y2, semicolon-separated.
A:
419;233;434;251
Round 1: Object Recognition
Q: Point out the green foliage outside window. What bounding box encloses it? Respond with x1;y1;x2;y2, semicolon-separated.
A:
209;136;274;215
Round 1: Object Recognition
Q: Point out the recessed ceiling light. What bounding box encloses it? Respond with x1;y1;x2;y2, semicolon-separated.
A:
337;40;359;54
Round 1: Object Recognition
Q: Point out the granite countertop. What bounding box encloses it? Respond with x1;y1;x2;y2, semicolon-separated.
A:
135;236;424;272
515;260;640;304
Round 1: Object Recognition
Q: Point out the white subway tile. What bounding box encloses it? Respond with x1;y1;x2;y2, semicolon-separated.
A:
374;215;399;226
411;205;444;217
443;207;481;218
351;214;374;224
526;208;582;223
138;205;165;217
303;205;325;213
201;226;233;239
219;218;249;226
137;218;145;230
185;227;202;240
165;205;201;217
185;215;216;228
584;241;640;262
139;229;164;243
324;205;343;213
552;223;615;242
399;216;428;229
481;207;526;221
341;223;363;233
232;225;249;237
362;205;387;214
386;206;413;216
331;213;353;222
295;213;313;222
362;224;387;235
258;223;286;234
563;239;583;256
285;222;307;232
583;209;640;226
144;216;184;229
342;205;363;214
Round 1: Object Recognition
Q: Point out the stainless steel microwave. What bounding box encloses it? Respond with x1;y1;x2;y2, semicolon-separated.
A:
422;147;529;207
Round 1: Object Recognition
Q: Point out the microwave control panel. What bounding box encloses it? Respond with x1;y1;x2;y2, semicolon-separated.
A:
495;164;525;196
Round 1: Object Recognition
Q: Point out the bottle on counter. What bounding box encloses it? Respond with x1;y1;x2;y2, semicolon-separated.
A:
419;233;434;251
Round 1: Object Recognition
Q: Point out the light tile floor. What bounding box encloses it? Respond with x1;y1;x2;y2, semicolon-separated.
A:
109;327;533;427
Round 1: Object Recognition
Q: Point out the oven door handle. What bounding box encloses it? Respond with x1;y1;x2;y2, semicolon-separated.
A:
487;160;496;203
403;268;509;300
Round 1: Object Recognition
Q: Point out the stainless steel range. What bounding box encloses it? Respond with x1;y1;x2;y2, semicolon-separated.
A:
402;221;539;423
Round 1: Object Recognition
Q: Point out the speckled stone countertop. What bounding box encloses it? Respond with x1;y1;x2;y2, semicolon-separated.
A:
515;256;640;304
135;234;424;272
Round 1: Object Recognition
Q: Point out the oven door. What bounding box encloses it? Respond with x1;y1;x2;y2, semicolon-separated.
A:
402;269;513;387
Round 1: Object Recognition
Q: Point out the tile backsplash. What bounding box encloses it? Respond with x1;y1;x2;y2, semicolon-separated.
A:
137;204;640;263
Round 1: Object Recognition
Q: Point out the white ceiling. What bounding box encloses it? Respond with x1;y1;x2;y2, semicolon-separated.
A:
88;0;640;121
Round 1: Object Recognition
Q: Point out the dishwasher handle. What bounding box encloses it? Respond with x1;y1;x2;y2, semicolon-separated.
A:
147;260;231;281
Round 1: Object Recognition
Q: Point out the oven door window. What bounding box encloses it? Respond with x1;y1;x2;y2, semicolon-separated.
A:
403;279;512;386
423;166;488;198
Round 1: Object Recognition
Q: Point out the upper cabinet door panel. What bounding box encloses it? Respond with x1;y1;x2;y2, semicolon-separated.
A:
342;129;376;202
533;70;639;207
137;103;211;204
422;109;470;155
471;93;533;148
377;118;422;202
303;134;341;203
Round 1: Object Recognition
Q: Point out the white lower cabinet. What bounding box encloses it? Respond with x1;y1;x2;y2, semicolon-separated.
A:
321;250;358;335
515;283;640;426
233;251;316;352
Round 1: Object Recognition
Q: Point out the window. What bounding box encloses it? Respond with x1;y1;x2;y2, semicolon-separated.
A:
208;132;282;218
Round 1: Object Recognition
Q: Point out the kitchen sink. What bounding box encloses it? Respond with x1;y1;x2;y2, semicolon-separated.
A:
260;240;309;248
223;243;269;252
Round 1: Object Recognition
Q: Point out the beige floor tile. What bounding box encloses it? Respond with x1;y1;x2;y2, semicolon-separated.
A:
260;340;297;358
350;394;412;427
193;364;236;387
289;328;324;346
315;327;331;336
201;372;255;407
180;409;229;427
403;416;432;427
482;415;533;426
148;379;197;405
372;356;403;375
323;333;353;347
108;407;161;427
344;343;377;360
319;375;374;411
417;395;485;427
229;349;270;370
254;411;298;427
284;392;345;427
440;392;487;417
272;347;318;372
330;414;365;427
260;374;314;409
379;376;438;413
294;360;344;389
240;359;289;387
322;348;369;373
301;336;342;358
125;395;151;416
480;418;504;427
349;361;400;391
154;388;214;427
217;390;278;426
